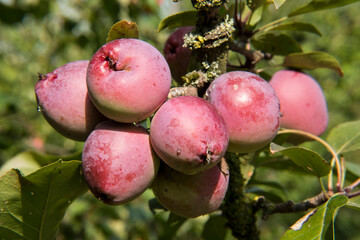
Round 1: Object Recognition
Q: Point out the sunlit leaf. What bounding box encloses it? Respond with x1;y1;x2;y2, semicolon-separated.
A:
346;162;360;178
265;22;321;36
282;51;343;76
241;162;255;185
281;194;348;239
249;5;265;27
270;143;331;177
272;0;287;9
289;0;360;16
347;196;360;211
0;151;82;177
106;20;139;42
252;33;302;55
326;120;360;154
157;11;197;32
0;152;41;177
0;160;88;240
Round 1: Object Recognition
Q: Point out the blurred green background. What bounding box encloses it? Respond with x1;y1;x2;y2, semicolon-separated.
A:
0;0;359;239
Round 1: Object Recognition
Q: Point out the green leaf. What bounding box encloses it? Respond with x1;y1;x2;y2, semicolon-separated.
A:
241;162;255;185
281;194;348;240
246;188;285;203
0;152;41;177
282;51;343;76
0;151;82;177
246;0;266;10
249;5;265;28
148;198;167;214
202;214;229;240
106;20;139;42
159;212;187;240
272;0;287;9
247;179;287;201
346;161;360;178
252;33;302;56
0;170;23;240
265;22;321;36
289;0;360;17
347;195;360;211
157;11;197;32
326;120;360;154
0;160;88;240
270;143;331;177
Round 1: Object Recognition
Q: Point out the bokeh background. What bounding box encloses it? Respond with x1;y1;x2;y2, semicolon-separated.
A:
0;0;359;239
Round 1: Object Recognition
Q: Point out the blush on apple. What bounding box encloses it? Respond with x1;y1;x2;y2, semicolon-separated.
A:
35;60;105;141
82;120;159;205
207;71;280;153
269;70;328;136
151;159;229;218
150;96;229;175
87;38;172;123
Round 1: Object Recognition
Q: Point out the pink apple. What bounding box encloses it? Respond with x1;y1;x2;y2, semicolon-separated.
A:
87;38;172;123
152;160;229;218
269;70;328;135
82;120;159;205
164;27;193;84
35;60;105;141
150;96;229;175
207;71;280;153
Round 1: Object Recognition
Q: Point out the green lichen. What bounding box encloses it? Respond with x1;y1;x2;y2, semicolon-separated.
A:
191;0;227;10
183;15;235;50
202;61;221;79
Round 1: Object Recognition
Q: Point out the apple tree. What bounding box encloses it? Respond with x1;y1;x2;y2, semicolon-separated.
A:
1;0;360;239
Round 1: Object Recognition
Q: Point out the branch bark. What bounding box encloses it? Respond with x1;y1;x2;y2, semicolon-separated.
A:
221;153;259;240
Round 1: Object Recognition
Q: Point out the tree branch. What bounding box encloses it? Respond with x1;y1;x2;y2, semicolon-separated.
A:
256;192;328;220
222;153;259;240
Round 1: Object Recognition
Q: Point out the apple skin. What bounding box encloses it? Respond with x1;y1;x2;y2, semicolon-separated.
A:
164;27;193;85
35;60;106;141
269;70;328;136
151;160;229;218
82;120;159;205
207;71;280;153
87;38;172;123
150;96;229;175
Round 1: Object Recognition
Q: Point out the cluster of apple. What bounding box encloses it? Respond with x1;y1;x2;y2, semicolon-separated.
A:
35;28;328;218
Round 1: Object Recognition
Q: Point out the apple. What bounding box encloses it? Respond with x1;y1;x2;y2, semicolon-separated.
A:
87;38;172;123
207;71;280;153
82;120;159;205
164;27;193;85
151;159;229;218
35;60;105;141
269;69;328;136
150;96;229;175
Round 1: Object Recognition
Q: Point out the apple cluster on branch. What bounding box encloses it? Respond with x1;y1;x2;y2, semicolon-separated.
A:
34;0;340;239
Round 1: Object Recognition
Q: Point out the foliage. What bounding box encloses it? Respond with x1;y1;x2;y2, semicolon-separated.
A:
0;0;360;239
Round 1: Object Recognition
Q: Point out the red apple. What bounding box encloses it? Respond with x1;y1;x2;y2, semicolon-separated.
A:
164;27;193;85
151;160;229;218
35;60;105;141
207;71;280;153
269;70;328;136
87;38;172;123
82;120;159;205
150;96;229;175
